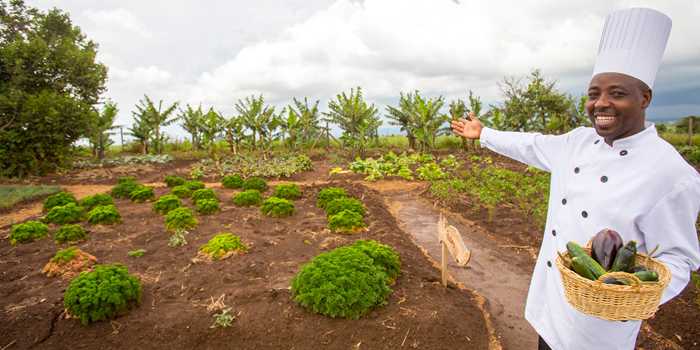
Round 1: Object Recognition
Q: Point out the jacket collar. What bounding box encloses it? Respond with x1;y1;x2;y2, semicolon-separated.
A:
601;121;658;149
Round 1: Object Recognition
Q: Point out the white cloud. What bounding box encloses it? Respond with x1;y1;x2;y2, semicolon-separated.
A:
83;8;151;38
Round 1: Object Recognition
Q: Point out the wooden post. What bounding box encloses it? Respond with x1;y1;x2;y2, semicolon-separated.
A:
441;240;448;287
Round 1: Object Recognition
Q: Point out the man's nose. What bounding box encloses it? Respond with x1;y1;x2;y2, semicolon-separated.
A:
594;93;612;109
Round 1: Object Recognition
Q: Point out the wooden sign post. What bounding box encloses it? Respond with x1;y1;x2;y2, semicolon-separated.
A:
437;213;471;287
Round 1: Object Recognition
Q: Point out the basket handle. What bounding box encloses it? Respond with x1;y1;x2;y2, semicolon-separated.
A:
597;271;642;287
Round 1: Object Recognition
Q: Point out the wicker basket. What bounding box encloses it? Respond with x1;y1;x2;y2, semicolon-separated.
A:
555;248;671;321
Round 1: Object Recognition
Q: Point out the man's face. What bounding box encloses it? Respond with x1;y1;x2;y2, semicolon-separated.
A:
586;73;652;143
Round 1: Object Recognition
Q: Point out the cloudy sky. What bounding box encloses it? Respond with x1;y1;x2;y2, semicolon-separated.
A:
29;0;700;138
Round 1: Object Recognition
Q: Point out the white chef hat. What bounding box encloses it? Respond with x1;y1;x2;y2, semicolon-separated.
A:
592;8;672;89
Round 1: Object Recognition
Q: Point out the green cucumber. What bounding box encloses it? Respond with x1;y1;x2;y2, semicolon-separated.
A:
602;276;630;285
611;241;637;272
566;242;589;259
633;270;659;282
571;257;596;280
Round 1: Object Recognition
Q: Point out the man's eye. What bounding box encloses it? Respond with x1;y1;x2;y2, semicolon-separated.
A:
588;93;598;99
611;91;626;97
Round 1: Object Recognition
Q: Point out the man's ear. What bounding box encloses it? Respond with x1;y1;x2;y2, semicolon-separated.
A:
641;88;652;109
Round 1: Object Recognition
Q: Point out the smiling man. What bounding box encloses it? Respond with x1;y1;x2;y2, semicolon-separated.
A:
451;8;700;350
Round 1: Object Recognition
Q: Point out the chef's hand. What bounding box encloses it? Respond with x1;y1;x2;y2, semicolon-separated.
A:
451;112;483;139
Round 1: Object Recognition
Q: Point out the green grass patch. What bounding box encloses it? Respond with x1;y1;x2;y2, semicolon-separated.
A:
0;186;61;210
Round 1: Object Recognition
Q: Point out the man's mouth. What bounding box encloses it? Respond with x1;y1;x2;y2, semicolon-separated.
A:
595;114;616;128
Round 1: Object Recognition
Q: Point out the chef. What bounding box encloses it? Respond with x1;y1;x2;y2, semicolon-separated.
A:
451;8;700;350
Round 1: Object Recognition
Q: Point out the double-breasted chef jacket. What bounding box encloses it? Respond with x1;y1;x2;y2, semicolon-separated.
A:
479;122;700;350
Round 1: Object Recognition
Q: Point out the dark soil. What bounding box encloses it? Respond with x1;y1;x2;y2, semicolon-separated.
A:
0;182;490;350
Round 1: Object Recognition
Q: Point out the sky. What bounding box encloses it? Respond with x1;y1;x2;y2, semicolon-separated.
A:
28;0;700;139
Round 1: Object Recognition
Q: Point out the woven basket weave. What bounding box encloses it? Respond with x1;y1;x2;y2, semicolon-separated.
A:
555;248;671;321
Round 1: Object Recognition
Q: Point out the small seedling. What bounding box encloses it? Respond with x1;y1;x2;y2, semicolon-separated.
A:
128;249;146;257
210;308;236;328
168;229;188;247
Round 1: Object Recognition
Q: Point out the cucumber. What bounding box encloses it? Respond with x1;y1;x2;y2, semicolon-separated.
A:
633;270;659;282
602;276;630;285
629;265;648;273
577;254;607;279
566;241;589;259
611;241;637;272
571;257;596;280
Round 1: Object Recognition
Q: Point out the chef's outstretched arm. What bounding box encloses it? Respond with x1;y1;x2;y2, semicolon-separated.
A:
451;113;576;172
638;177;700;304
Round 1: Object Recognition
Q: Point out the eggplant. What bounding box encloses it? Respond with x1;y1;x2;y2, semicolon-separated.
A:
611;240;637;272
590;229;624;270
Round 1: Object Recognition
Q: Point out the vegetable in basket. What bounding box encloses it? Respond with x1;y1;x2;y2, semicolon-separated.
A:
590;229;623;270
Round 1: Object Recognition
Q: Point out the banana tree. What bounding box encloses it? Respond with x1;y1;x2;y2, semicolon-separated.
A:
88;100;119;160
235;95;265;149
199;108;224;154
323;87;381;159
386;91;419;150
178;104;204;150
223;114;246;155
133;95;179;154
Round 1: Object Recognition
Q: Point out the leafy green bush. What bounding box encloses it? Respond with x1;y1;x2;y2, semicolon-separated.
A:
111;177;140;199
261;197;295;218
164;175;186;187
316;187;348;209
191;188;218;204
153;194;182;215
221;174;244;189
55;224;88;243
43;191;77;211
9;220;49;245
273;183;302;200
199;233;248;260
416;162;447;181
51;247;78;264
63;264;142;325
87;205;121;225
129;186;155;203
324;197;366;217
45;203;84;224
232;190;263;207
242;177;268;192
165;207;198;231
291;240;401;319
184;180;206;191
328;210;365;233
79;193;113;211
196;198;220;215
171;185;192;198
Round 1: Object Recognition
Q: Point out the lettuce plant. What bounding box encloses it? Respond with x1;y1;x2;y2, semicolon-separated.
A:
10;220;49;245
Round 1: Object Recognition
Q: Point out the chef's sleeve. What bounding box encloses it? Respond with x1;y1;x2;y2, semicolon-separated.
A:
478;127;578;172
638;177;700;304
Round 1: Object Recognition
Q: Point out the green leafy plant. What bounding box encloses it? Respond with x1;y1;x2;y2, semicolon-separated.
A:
324;197;366;217
290;240;401;319
184;180;206;191
191;188;218;204
51;247;78;264
153;194;182;215
242;177;268;192
55;224;88;243
9;220;49;245
43;191;77;211
190;166;205;180
111;177;140;199
261;197;295;218
87;205;121;225
199;233;248;260
168;229;188;247
79;193;113;211
316;187;348;209
210;308;236;328
221;174;244;189
164;175;186;187
63;264;142;325
416;162;447;181
232;190;262;207
129;186;155;203
45;203;84;224
165;207;198;231
171;185;192;198
128;249;146;257
196;198;220;215
328;210;366;233
273;183;302;200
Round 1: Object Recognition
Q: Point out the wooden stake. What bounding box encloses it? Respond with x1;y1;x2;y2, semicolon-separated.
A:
441;240;448;287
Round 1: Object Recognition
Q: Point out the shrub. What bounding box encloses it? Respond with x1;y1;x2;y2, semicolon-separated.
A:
416;162;447;181
242;177;267;192
261;197;295;218
129;186;155;203
291;240;401;319
171;185;192;198
44;191;77;211
87;205;121;225
45;203;84;224
191;188;218;204
351;240;401;281
153;194;182;215
316;187;347;209
196;198;220;215
324;197;366;217
199;233;247;260
232;190;263;207
9;220;49;245
63;264;142;325
79;193;113;211
54;224;88;243
273;183;302;200
164;175;186;187
328;210;365;233
51;246;78;264
221;174;244;189
165;207;198;231
111;177;140;199
184;180;206;191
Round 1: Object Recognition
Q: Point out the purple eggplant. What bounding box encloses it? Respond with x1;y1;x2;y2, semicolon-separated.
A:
591;229;623;270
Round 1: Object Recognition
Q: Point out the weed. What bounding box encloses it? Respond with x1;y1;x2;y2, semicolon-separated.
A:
128;249;146;257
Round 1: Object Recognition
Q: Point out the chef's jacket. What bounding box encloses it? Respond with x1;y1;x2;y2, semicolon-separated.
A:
479;122;700;350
